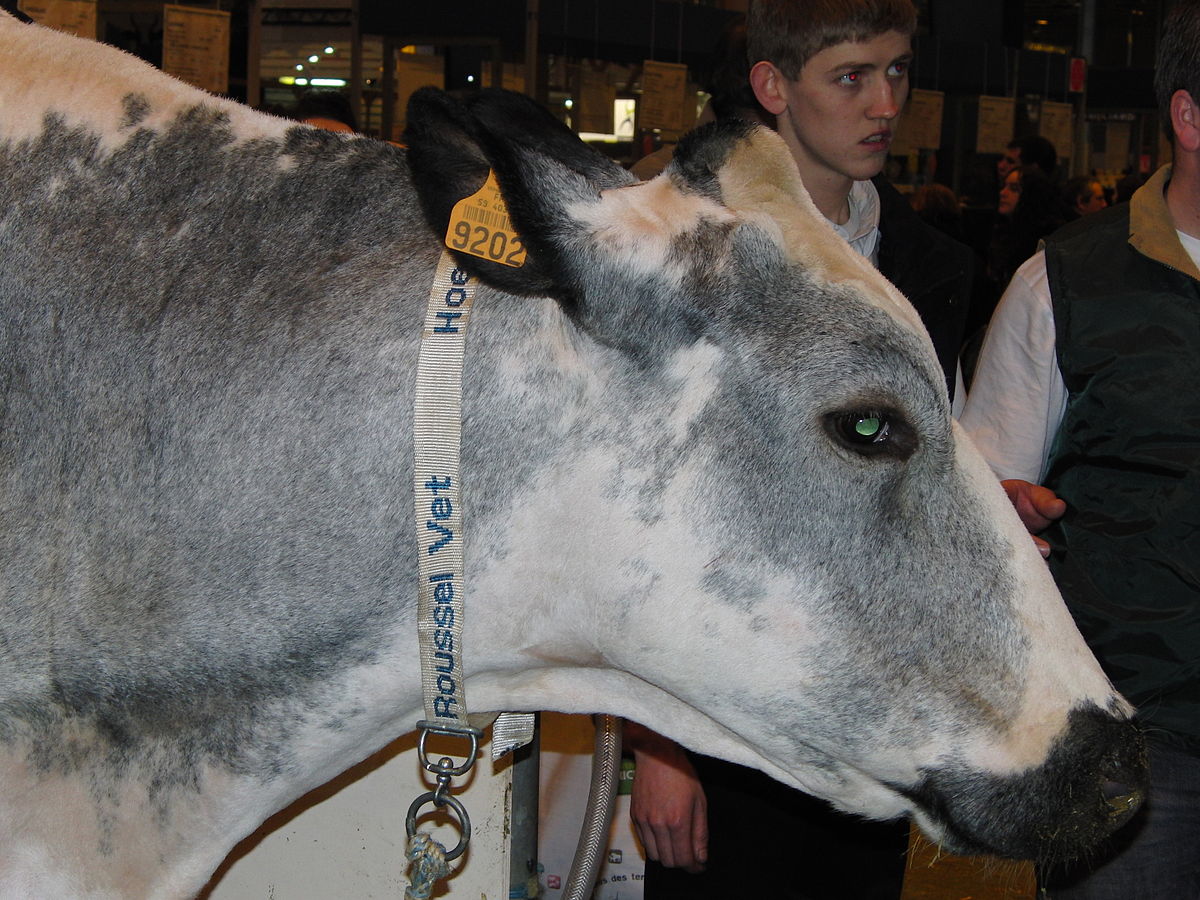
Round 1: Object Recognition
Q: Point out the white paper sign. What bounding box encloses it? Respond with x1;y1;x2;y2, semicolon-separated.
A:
162;5;231;95
1040;100;1074;160
579;63;617;135
640;59;689;134
976;95;1016;155
18;0;96;38
893;88;944;154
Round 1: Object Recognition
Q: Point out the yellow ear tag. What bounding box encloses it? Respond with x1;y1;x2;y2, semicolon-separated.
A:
445;170;527;268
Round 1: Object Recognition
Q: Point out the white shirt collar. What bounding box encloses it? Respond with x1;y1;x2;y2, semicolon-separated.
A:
1177;229;1200;271
827;179;881;264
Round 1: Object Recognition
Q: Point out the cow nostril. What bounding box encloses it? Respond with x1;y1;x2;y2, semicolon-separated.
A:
1101;781;1143;823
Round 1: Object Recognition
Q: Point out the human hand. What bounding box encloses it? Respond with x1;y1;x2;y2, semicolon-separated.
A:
1001;479;1066;558
625;723;708;872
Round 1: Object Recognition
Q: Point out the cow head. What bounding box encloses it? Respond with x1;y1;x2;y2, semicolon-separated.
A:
405;88;1145;861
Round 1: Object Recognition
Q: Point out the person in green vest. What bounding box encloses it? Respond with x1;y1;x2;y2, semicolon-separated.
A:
960;1;1200;895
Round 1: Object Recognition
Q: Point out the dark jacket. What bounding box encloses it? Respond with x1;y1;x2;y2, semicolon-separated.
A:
874;177;973;401
1042;166;1200;750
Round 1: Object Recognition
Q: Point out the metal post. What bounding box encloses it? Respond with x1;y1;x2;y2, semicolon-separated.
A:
1079;0;1096;65
1075;0;1096;176
525;0;539;99
381;34;395;142
508;716;541;899
491;40;504;92
350;0;364;139
246;0;262;109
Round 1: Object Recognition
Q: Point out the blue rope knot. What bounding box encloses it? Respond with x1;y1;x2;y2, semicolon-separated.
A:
405;831;452;900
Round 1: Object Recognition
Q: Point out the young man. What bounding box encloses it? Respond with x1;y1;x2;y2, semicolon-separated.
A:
747;0;969;401
747;1;912;235
628;2;973;897
961;1;1200;895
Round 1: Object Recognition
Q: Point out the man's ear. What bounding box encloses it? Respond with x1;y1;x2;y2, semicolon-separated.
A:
749;61;789;117
1171;89;1200;152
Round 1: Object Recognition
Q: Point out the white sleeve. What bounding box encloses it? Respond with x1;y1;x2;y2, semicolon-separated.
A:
959;252;1067;483
951;360;967;420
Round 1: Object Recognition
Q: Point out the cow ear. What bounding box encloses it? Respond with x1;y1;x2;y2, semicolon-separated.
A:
669;117;813;225
404;87;636;300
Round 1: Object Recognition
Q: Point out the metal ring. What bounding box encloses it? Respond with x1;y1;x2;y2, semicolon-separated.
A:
416;726;480;778
405;790;473;862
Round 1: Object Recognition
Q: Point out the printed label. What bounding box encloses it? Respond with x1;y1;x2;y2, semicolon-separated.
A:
423;474;460;719
445;170;527;268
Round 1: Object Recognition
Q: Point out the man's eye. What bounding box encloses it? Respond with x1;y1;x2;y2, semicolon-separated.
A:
888;61;908;77
838;71;861;85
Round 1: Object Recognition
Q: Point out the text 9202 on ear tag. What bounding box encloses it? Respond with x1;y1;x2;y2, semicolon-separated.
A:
445;171;527;268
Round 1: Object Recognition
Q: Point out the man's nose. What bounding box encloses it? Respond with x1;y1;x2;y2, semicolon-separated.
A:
869;82;901;120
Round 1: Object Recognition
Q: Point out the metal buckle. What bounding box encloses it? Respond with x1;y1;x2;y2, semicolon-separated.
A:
415;721;482;777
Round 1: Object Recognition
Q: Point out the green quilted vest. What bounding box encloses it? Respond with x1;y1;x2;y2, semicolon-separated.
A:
1042;185;1200;749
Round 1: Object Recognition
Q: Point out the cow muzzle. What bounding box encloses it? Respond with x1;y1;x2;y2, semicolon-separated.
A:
904;703;1147;861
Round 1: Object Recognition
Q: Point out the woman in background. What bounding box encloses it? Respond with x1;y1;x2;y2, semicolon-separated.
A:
986;164;1069;304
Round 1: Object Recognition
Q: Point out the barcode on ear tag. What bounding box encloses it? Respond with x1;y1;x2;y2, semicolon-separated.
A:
445;171;527;268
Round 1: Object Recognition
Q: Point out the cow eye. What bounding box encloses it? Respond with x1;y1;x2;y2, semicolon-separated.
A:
825;410;917;459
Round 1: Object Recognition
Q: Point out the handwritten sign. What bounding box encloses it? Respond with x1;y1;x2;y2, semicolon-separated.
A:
1040;100;1074;160
640;59;689;134
578;63;616;135
893;88;944;154
162;5;231;95
976;95;1016;155
18;0;96;38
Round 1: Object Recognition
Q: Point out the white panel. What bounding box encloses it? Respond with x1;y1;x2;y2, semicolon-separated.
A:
205;733;513;899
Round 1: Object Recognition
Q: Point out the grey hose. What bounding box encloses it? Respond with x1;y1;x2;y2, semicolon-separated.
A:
561;714;623;900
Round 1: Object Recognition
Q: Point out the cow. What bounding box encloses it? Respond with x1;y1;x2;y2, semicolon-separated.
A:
0;13;1145;899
